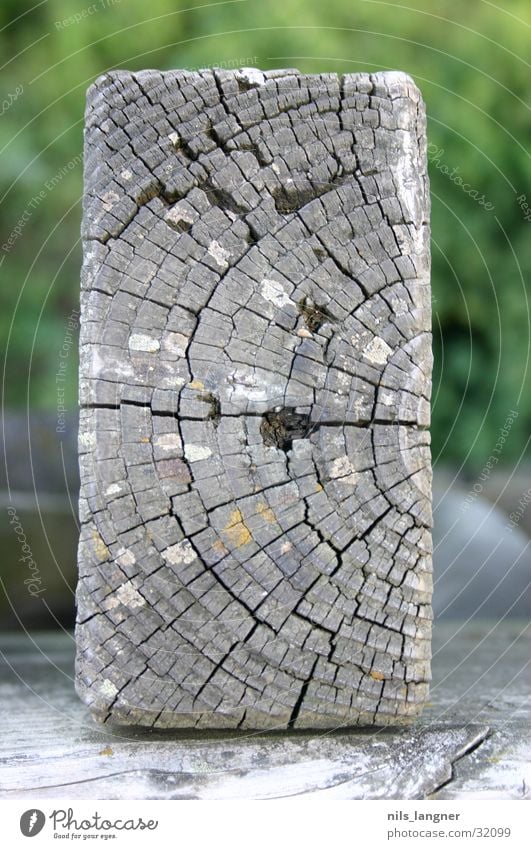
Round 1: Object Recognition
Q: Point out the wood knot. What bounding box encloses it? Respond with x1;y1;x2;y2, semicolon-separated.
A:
260;408;311;451
297;296;334;332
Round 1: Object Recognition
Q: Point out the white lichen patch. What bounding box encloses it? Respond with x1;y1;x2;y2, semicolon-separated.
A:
79;432;97;450
229;378;271;404
163;332;189;356
165;205;196;229
184;444;212;462
128;334;160;353
105;483;122;497
394;126;420;226
116;581;145;609
297;327;312;338
100;679;118;699
363;337;393;365
388;295;408;318
353;398;369;414
208;240;230;269
116;548;136;568
415;570;433;595
161;375;186;389
261;278;292;307
330;456;358;484
88;347;134;380
236;67;266;87
168;131;180;148
101;191;120;211
163;540;196;565
154;433;182;451
120;169;133;181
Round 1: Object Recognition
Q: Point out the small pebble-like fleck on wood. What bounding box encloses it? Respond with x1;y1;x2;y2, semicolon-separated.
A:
76;67;433;729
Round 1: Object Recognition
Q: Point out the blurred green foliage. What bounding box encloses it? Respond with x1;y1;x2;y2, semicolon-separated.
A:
1;0;529;467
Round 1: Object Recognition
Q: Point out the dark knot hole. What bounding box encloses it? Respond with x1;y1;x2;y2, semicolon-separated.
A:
260;408;312;452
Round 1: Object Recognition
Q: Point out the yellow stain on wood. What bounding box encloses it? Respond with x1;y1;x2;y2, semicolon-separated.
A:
213;539;228;554
91;528;109;561
223;508;252;548
99;745;113;756
315;483;323;492
188;379;204;390
257;501;276;523
226;509;244;527
140;436;150;443
369;670;385;681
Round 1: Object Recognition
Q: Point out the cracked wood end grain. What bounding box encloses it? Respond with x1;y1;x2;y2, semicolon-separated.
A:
75;67;432;730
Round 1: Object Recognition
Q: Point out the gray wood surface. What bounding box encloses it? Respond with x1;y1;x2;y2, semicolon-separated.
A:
78;67;432;729
0;622;528;799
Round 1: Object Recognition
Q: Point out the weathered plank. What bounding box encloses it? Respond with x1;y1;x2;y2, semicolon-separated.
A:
1;623;528;800
77;68;432;729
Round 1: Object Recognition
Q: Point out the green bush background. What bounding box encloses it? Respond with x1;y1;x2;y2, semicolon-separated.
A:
1;0;529;468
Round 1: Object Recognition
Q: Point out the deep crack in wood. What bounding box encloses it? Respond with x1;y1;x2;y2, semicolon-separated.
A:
75;67;432;730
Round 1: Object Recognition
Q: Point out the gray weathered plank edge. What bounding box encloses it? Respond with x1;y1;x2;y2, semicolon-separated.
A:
1;622;529;799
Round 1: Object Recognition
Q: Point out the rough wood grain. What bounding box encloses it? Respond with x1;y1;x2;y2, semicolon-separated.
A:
76;67;432;729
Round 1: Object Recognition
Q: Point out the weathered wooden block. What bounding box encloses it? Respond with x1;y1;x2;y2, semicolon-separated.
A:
76;68;432;729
